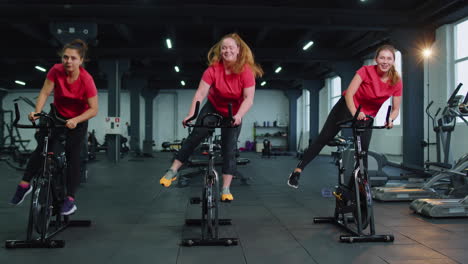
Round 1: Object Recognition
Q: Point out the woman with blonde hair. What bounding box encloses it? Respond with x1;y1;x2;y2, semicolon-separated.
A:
288;44;402;188
159;33;263;201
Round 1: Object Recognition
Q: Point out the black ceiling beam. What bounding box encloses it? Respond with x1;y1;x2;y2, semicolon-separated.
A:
0;4;407;19
255;27;271;46
9;24;52;45
2;47;348;62
428;2;468;26
349;32;391;57
0;4;408;30
114;24;135;44
411;0;466;24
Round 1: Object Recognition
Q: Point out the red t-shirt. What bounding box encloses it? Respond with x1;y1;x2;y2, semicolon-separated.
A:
202;62;255;117
46;64;98;118
342;65;403;117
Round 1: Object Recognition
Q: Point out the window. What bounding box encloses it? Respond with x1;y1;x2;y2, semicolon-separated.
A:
330;76;341;110
454;18;468;122
303;89;310;132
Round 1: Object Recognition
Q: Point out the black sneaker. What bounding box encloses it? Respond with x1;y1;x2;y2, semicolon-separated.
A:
61;197;77;216
10;185;33;205
287;171;301;189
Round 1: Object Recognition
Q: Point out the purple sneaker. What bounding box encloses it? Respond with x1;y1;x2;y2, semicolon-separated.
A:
10;184;33;205
61;197;77;216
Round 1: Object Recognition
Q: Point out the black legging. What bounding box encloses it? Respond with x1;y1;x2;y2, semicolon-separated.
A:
297;96;373;170
175;101;241;175
22;119;88;198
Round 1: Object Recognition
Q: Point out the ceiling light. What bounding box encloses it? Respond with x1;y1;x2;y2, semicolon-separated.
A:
174;66;180;72
180;80;185;86
35;66;46;72
275;67;282;73
166;38;172;49
261;81;266;86
422;48;432;58
15;80;26;86
303;41;314;50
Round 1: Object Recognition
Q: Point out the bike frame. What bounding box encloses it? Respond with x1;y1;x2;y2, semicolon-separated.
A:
5;103;91;249
314;105;395;243
182;101;238;247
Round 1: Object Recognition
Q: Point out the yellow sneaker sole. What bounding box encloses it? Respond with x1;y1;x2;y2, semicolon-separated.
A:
160;176;177;187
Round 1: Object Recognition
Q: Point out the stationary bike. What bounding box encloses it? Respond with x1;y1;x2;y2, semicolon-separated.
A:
314;106;394;243
5;103;91;249
181;101;238;247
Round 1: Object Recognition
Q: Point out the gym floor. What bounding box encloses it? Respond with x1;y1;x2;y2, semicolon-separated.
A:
1;152;467;264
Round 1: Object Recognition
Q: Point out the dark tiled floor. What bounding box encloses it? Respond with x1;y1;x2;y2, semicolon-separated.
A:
1;152;467;264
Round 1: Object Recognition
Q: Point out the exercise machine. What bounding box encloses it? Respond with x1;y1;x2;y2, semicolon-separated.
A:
314;106;394;243
5;103;91;249
373;83;468;201
181;101;238;247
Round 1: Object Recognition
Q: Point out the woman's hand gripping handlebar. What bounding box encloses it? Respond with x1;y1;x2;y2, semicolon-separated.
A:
183;101;238;129
13;103;67;129
337;105;392;130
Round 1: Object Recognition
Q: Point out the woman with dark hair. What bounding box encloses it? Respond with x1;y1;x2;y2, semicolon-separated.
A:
288;44;402;188
159;33;263;201
10;39;98;215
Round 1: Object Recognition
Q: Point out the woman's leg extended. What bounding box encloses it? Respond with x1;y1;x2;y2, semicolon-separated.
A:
296;97;351;170
21;129;47;183
160;102;215;187
288;97;351;188
10;129;47;205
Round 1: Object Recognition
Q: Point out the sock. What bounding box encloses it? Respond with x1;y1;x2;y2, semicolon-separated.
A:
164;169;177;180
221;187;230;195
19;183;30;189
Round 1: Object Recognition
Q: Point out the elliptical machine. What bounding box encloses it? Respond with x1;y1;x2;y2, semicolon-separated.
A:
314;106;394;243
373;83;468;201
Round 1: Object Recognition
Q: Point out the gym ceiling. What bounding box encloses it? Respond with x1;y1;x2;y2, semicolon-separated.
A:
1;0;467;91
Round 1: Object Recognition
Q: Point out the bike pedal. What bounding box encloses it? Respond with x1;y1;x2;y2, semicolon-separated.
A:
333;192;343;200
190;197;201;204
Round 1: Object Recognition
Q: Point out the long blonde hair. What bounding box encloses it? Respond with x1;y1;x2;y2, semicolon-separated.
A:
207;33;263;78
375;44;401;86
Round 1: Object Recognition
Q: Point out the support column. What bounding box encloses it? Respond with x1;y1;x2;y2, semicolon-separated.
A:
391;29;433;168
141;88;159;157
332;60;361;138
303;80;324;143
284;89;302;152
99;59;130;163
0;88;7;148
125;78;147;156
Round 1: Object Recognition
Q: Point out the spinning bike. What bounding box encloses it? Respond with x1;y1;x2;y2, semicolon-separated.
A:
182;101;238;247
5;103;91;249
314;106;394;243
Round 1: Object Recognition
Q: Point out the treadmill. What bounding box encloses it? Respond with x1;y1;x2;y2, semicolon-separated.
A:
410;93;468;217
410;195;468;218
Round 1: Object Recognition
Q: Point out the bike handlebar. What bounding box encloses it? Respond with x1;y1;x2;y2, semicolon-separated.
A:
13;103;67;129
337;105;392;130
447;83;463;107
185;101;238;129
